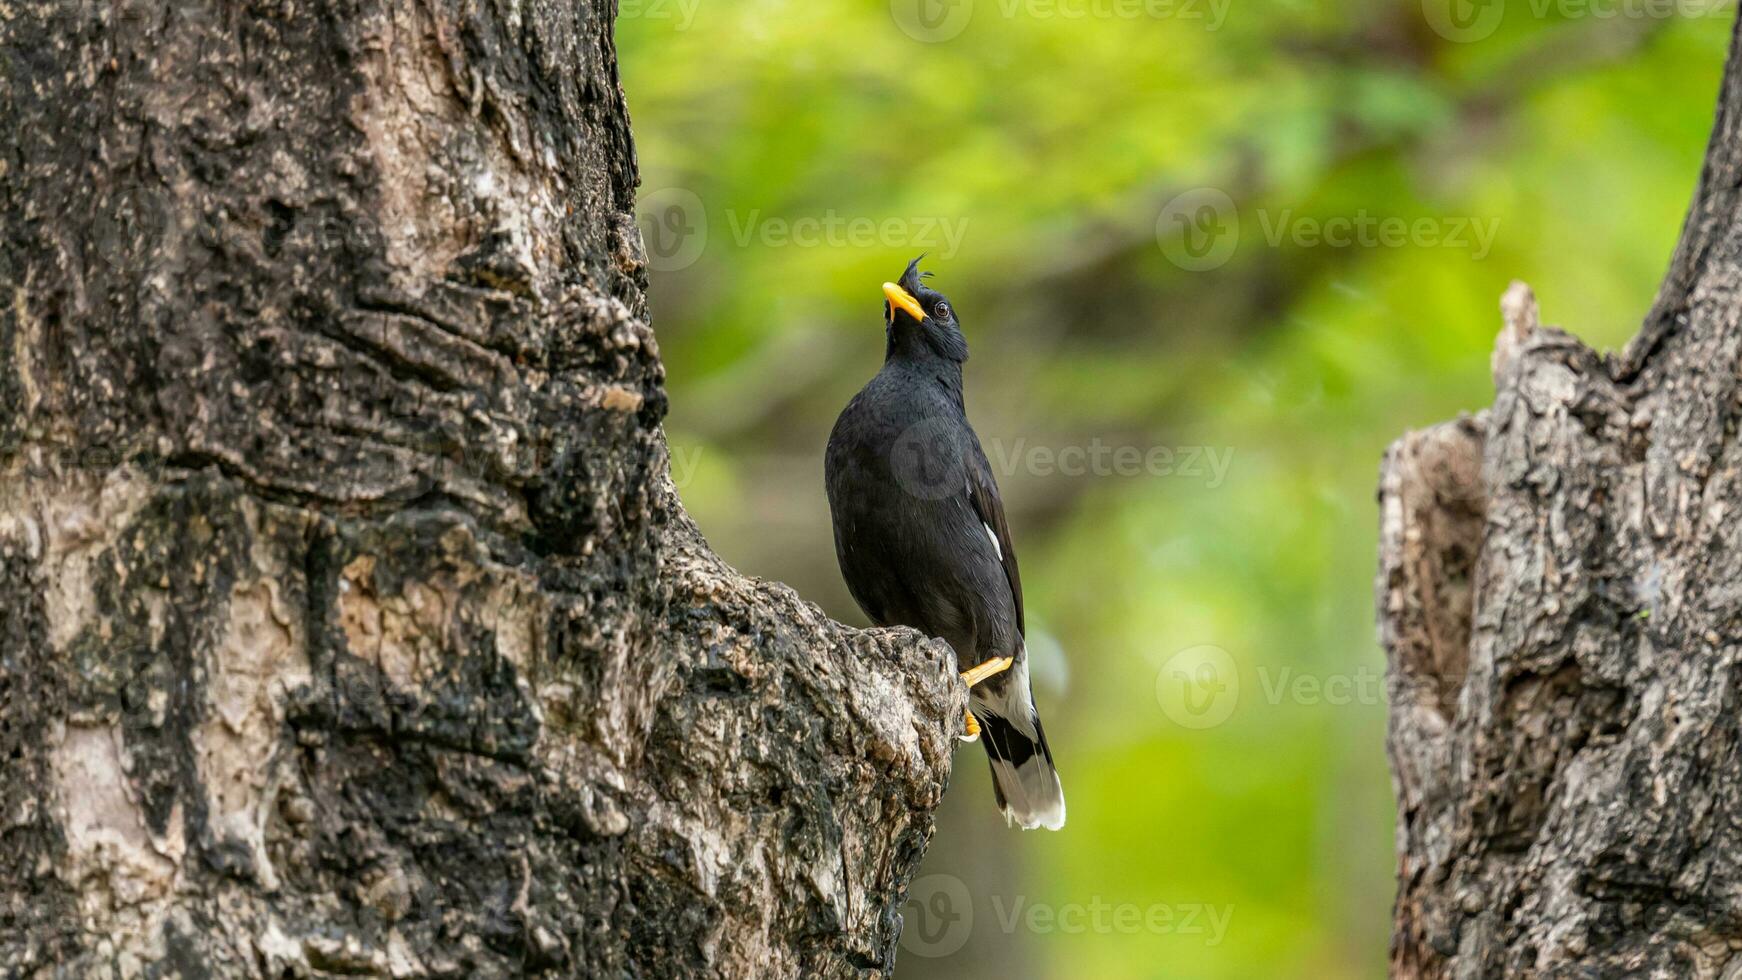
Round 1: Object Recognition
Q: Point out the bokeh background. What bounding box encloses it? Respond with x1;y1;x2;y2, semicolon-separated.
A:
617;1;1732;976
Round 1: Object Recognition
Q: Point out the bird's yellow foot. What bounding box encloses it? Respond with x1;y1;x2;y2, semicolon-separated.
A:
956;657;1010;741
960;655;1014;688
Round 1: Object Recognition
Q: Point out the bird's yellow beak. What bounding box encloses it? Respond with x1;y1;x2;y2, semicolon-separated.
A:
883;281;926;323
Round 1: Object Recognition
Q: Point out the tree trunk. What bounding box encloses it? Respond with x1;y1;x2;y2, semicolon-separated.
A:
1378;14;1742;977
0;1;962;977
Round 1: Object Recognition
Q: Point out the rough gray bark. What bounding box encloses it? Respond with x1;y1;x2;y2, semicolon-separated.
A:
1377;14;1742;977
0;1;963;977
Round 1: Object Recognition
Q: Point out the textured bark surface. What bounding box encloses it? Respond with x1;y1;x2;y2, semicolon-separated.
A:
0;1;962;976
1377;15;1742;977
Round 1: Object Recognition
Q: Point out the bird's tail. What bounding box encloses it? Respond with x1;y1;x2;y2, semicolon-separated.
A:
975;658;1065;831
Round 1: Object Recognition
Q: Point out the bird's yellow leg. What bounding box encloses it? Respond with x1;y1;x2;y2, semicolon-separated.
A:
958;657;1010;741
960;655;1014;688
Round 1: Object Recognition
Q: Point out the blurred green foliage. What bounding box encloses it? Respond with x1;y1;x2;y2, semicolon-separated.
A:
619;2;1731;976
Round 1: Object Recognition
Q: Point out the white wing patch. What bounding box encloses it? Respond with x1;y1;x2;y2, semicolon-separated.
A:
983;522;1002;560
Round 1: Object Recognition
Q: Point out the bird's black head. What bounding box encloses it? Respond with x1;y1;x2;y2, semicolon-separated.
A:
883;256;968;364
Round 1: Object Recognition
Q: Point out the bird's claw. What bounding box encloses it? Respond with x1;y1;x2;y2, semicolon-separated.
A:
959;655;1014;688
955;657;1011;742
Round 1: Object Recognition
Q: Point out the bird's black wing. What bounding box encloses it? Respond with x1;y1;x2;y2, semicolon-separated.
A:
966;440;1023;636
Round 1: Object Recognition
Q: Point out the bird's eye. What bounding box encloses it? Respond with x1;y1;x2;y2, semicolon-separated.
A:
932;302;951;321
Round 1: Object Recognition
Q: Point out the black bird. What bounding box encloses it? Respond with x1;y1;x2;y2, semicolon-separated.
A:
825;258;1065;831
